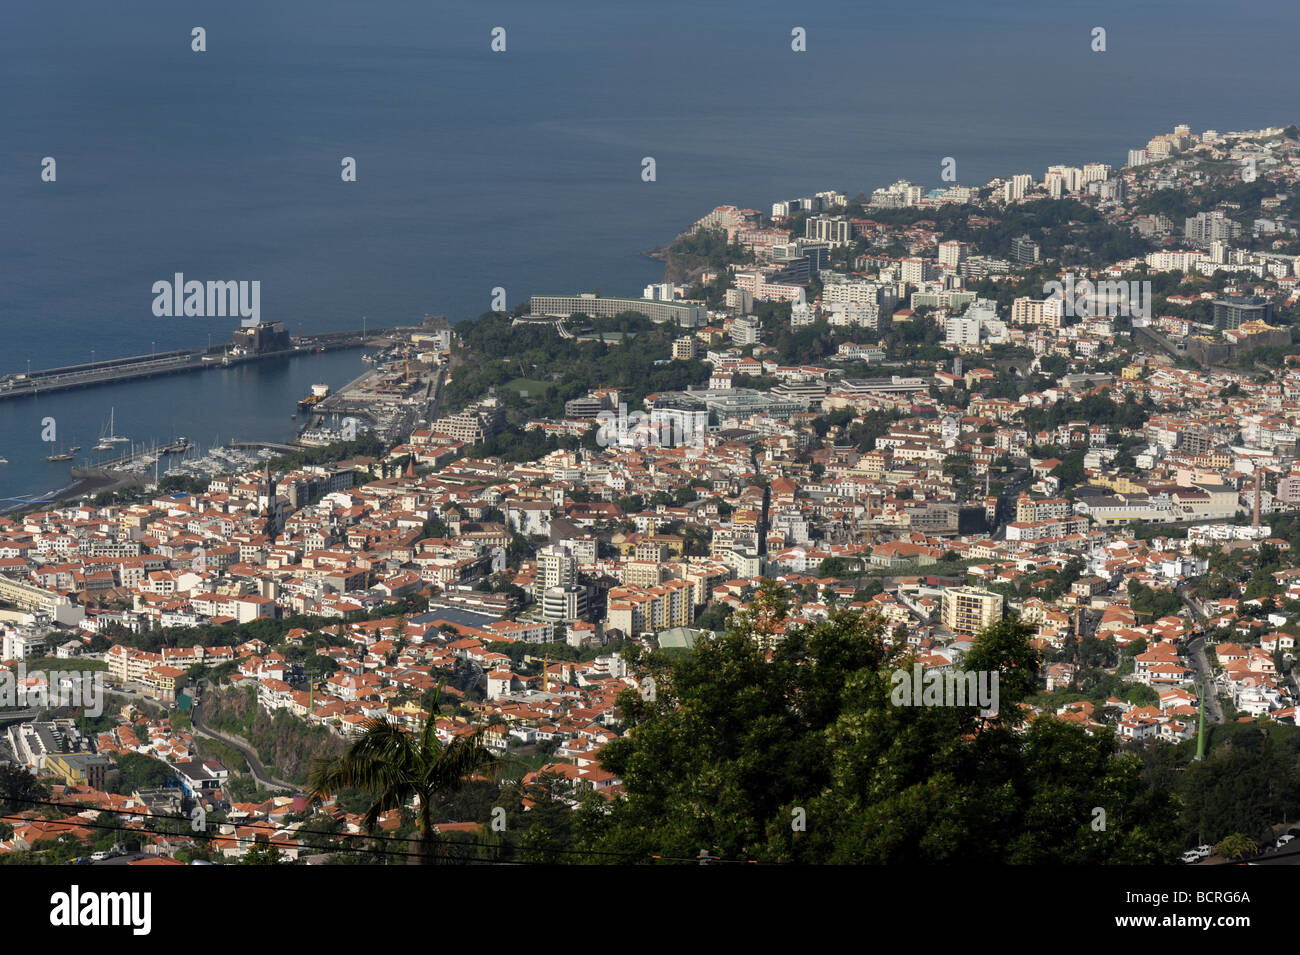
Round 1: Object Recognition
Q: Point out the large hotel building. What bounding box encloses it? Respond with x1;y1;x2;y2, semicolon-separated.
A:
528;293;707;328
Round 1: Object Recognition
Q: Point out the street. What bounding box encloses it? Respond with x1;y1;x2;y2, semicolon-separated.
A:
1177;579;1223;725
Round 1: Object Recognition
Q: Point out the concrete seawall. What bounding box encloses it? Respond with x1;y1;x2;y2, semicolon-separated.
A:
0;326;416;402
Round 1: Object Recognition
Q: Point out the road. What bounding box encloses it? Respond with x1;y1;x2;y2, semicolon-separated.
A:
190;701;296;792
103;685;168;713
1186;635;1225;724
1176;580;1224;725
105;681;295;790
89;852;149;866
991;475;1026;538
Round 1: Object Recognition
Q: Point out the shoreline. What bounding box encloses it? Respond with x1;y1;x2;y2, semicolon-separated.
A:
0;474;120;515
0;348;372;508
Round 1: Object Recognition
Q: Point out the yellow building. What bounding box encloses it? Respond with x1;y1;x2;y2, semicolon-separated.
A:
144;664;186;702
44;753;112;790
1091;474;1147;495
624;561;665;588
941;587;1004;634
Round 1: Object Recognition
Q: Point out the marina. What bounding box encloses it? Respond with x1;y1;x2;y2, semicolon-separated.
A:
161;442;278;480
0;323;446;509
0;344;374;507
87;437;194;474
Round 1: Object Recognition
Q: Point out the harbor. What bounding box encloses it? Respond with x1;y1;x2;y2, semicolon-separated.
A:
0;323;417;402
0;320;449;510
295;363;445;447
0;442;287;515
0;345;374;509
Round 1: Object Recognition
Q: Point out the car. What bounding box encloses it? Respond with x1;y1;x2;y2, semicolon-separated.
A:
1195;844;1213;857
1181;851;1201;864
90;851;108;862
1277;834;1295;847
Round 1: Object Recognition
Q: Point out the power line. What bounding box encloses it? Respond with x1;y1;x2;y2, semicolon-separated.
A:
4;797;525;864
3;795;771;864
29;790;1291;866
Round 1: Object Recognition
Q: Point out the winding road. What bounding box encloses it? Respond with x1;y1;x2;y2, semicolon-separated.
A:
190;700;296;792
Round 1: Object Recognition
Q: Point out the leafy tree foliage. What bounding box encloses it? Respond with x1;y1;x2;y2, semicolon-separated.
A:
108;753;173;795
1179;732;1300;845
581;582;1180;863
0;765;46;814
1128;581;1183;620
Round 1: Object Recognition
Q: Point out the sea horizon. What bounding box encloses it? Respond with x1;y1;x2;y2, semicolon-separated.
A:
4;0;1299;500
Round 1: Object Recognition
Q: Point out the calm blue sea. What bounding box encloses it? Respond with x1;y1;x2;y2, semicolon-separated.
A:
1;0;1298;499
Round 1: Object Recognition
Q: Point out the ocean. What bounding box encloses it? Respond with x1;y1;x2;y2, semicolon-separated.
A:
1;0;1298;500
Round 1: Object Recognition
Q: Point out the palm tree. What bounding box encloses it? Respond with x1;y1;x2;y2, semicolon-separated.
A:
308;688;494;864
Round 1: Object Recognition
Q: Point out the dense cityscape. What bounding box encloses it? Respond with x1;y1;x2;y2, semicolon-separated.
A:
6;120;1300;875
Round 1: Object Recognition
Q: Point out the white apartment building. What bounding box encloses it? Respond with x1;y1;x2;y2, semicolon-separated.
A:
1003;174;1034;201
902;258;935;285
945;316;981;347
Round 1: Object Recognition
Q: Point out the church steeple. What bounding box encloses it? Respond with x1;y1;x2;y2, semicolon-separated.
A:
259;463;280;538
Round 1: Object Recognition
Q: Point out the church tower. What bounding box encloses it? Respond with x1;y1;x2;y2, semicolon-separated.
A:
259;464;280;538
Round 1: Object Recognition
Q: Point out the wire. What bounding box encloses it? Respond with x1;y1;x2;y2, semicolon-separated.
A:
2;795;769;864
3;797;524;864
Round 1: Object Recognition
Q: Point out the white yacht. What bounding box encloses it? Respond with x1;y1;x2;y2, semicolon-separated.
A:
95;408;130;451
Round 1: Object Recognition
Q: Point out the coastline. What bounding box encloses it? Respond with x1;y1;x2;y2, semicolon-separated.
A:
0;474;121;515
0;348;370;508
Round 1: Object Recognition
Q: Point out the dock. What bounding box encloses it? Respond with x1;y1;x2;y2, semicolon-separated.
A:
0;325;417;401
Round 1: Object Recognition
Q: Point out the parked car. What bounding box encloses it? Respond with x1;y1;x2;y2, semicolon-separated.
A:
1277;834;1295;847
1194;844;1213;858
1181;851;1201;864
90;851;108;862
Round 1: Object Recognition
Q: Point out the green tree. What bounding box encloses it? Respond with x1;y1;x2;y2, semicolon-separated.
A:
818;556;863;578
242;842;289;865
1214;833;1258;861
581;592;1179;864
0;765;46;814
109;753;175;795
32;834;84;865
1178;734;1300;844
308;688;495;865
